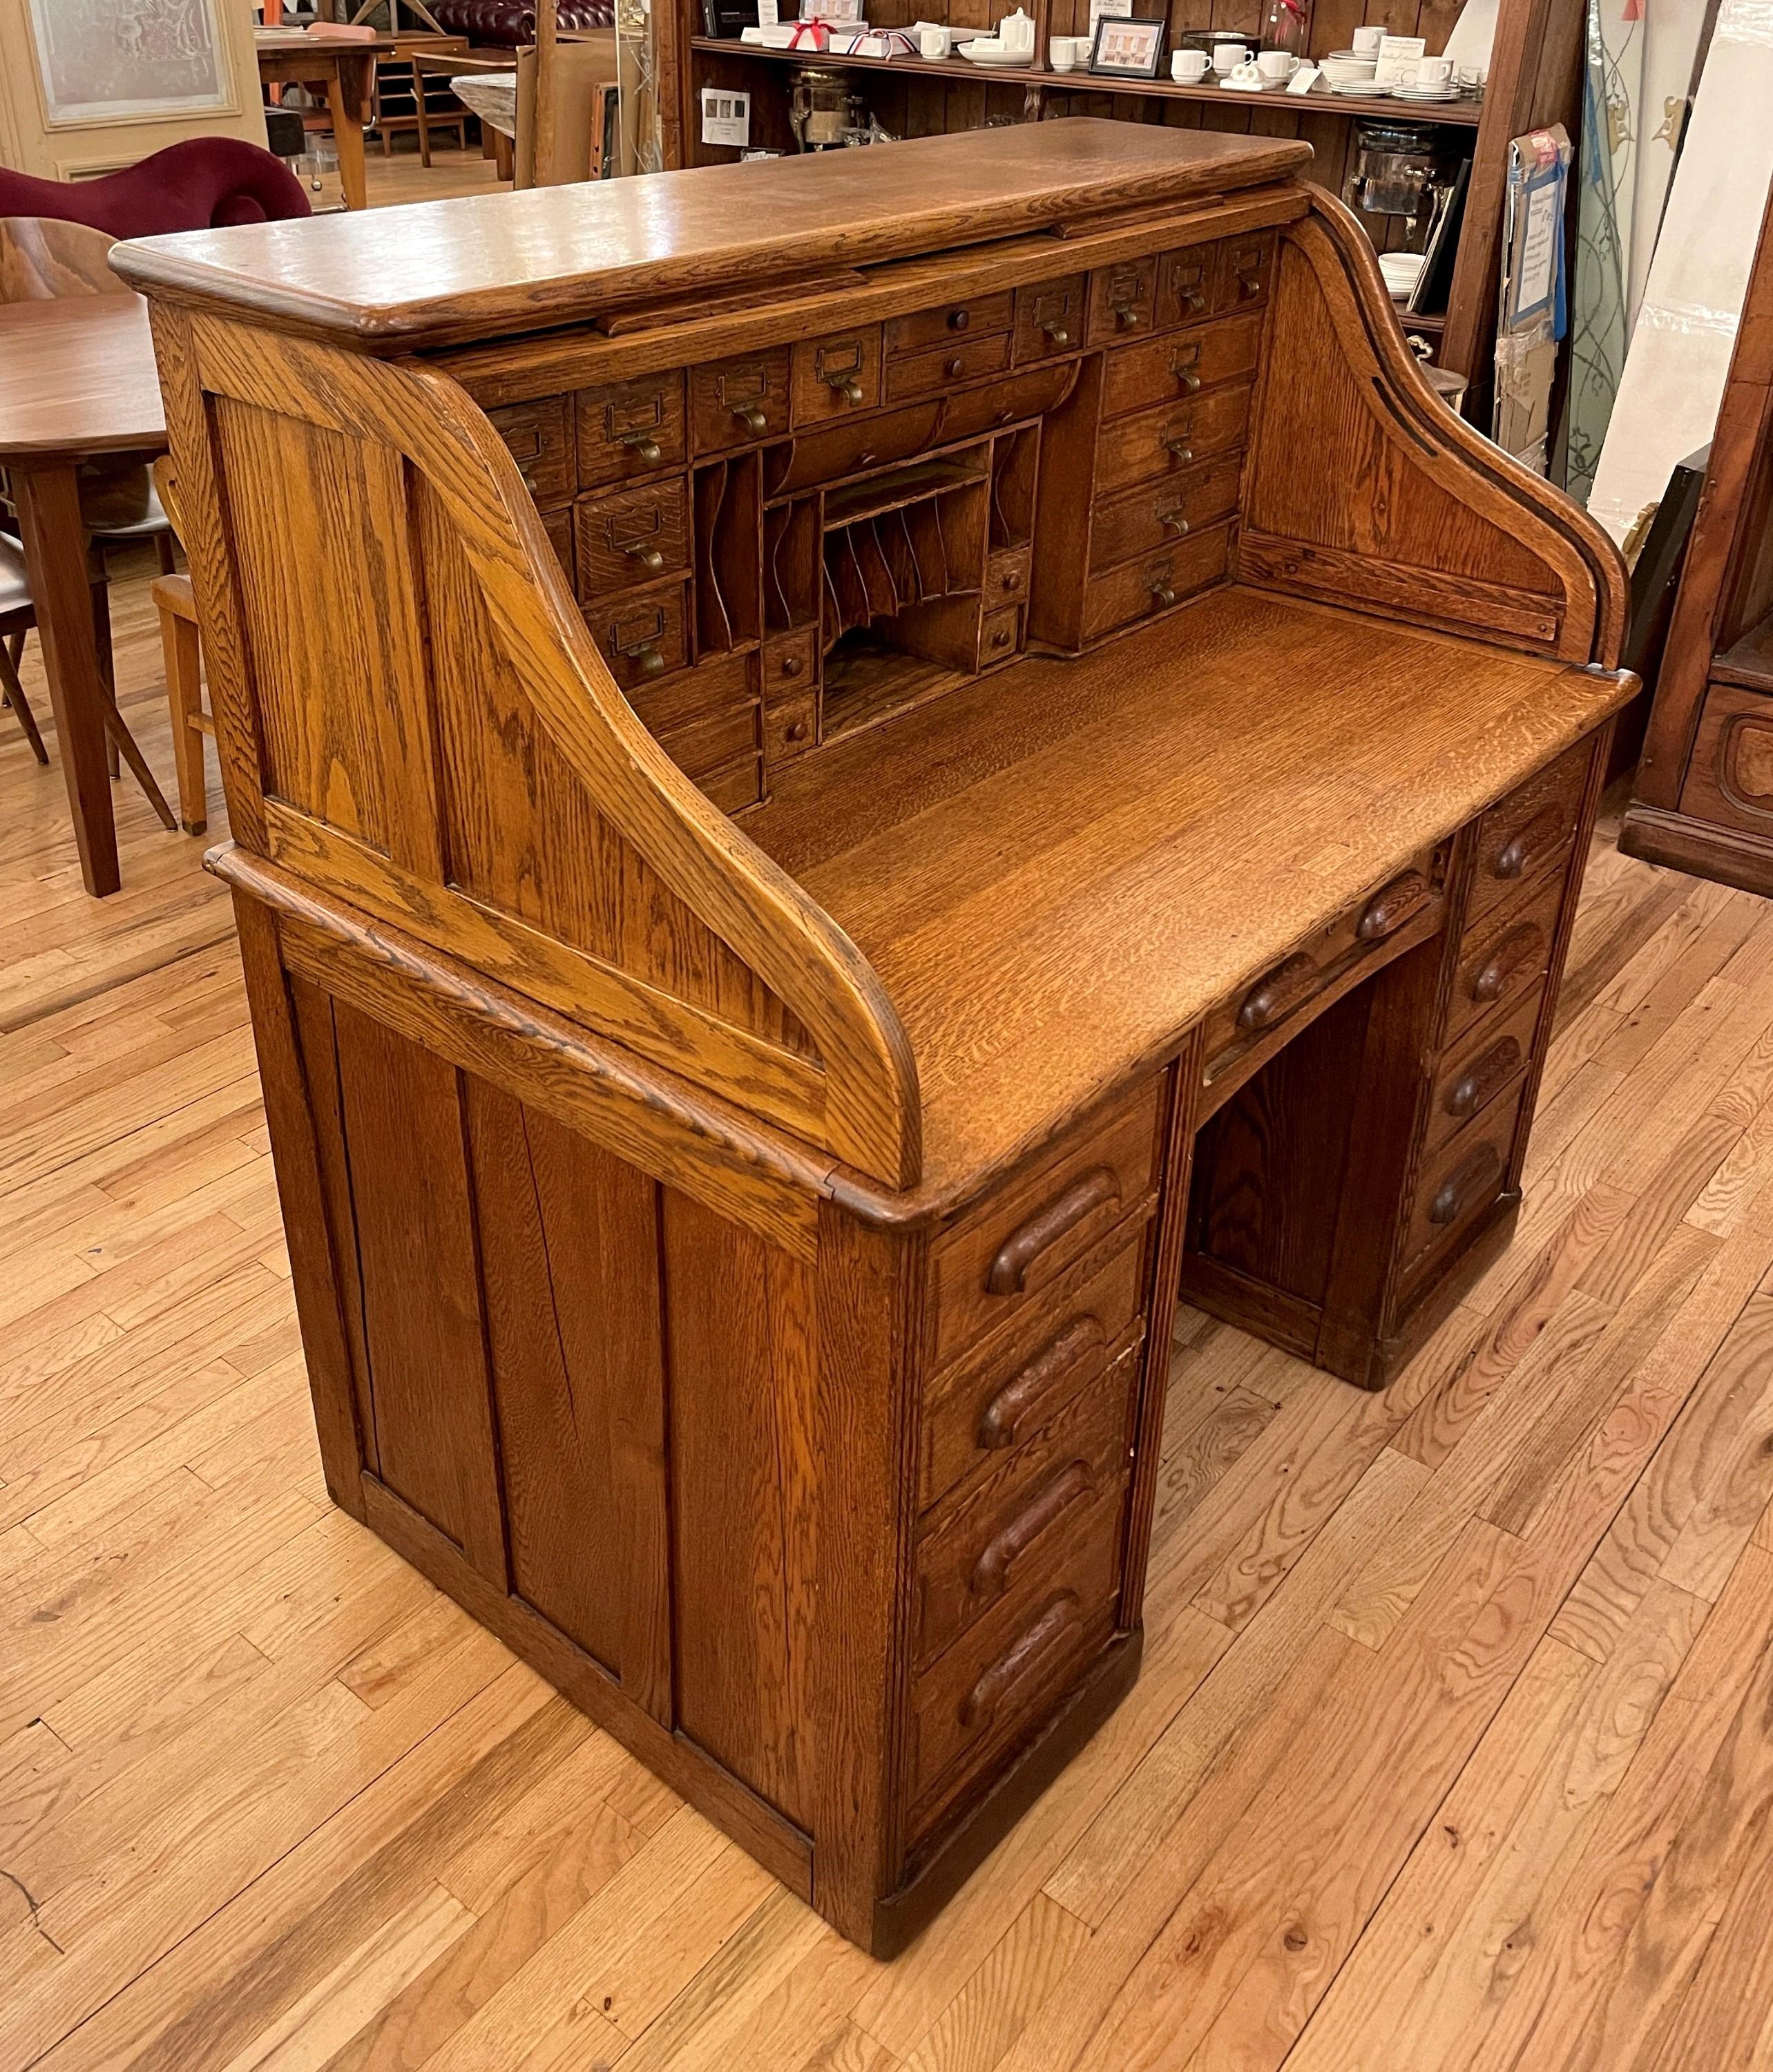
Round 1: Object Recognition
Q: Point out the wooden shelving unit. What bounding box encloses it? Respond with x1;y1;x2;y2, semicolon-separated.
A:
658;0;1587;423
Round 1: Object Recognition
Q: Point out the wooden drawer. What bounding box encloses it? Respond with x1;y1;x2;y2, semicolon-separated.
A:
1402;1076;1529;1290
1093;383;1252;497
884;330;1013;405
885;291;1015;356
921;1227;1147;1510
1678;681;1773;837
584;579;688;691
761;629;817;699
1100;312;1264;420
1086;256;1159;345
1444;867;1565;1048
791;329;882;426
762;689;816;768
699;752;765;816
1425;987;1544;1158
1089;454;1242;575
930;1075;1162;1368
908;1518;1123;1836
541;506;573;581
1156;246;1214;331
689;347;792;454
656;698;759;780
1013;274;1088;364
1467;738;1591;923
1213;232;1275;314
575;372;686;490
986;546;1031;606
979;602;1024;666
916;1345;1136;1668
490;396;573;506
1077;522;1231;643
574;477;689;599
625;646;751;736
1201;849;1443;1095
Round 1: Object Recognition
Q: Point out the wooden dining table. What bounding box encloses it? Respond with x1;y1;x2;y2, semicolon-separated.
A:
0;294;168;897
254;29;403;214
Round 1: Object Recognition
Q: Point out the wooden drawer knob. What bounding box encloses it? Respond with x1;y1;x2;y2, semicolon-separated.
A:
999;568;1023;592
946;356;967;378
1429;1141;1502;1226
958;1591;1082;1730
778;651;803;678
1470;923;1544;1004
1357;870;1431;941
948;307;970;331
986;1167;1120;1297
977;1317;1106;1450
1444;1035;1524;1119
991;624;1014;650
1236;952;1319;1034
970;1461;1095;1598
785;719;809;743
1493;805;1565;881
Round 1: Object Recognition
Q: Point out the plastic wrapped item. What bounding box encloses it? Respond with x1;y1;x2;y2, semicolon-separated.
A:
1492;124;1571;472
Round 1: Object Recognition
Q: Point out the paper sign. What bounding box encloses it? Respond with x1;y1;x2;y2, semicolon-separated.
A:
1089;0;1133;27
700;86;751;144
1372;32;1425;83
1285;61;1319;91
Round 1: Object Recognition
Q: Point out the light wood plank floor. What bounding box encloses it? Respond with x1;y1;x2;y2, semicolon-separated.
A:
8;151;1773;2072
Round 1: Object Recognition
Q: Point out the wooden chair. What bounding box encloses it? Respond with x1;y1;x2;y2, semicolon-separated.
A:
150;459;210;834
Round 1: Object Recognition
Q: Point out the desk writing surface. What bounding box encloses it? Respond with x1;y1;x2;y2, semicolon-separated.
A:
0;296;164;463
742;588;1633;1193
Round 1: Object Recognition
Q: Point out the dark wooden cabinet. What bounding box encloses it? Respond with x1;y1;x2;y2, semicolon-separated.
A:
119;121;1632;1956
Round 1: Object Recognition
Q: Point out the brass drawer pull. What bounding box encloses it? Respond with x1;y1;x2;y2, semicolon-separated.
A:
623;541;666;572
1357;869;1431;941
731;403;769;434
1174;281;1207;314
958;1591;1082;1730
1493;805;1565;881
1149;579;1177;608
629;644;667;677
1470;923;1545;1004
977;1317;1106;1450
617;430;662;463
1444;1035;1523;1119
1162;432;1196;462
1238;272;1264;300
986;1168;1120;1296
1113;303;1142;330
1429;1141;1502;1226
1171;355;1202;392
970;1461;1095;1598
1040;318;1071;345
1157;501;1190;537
825;372;865;405
1236;952;1319;1033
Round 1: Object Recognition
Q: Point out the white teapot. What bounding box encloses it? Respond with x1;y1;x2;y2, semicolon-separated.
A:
996;8;1037;57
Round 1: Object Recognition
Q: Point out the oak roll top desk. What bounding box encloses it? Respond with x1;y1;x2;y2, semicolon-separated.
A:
116;122;1635;1955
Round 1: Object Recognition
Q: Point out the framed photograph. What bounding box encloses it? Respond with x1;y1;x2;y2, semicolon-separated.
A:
1088;13;1165;76
802;0;865;23
27;0;229;126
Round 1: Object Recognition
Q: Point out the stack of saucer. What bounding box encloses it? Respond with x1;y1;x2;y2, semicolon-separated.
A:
1377;251;1426;303
1319;49;1381;93
1393;77;1457;101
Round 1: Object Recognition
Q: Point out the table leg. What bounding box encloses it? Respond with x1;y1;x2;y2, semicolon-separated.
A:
12;465;119;896
328;66;370;211
412;57;432;166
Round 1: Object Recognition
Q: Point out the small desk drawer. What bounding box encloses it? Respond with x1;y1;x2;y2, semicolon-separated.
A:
1466;739;1591;923
490;396;573;505
1444;867;1564;1048
1077;523;1231;642
1100;312;1263;420
1089;454;1241;575
1156;246;1213;330
1013;275;1087;363
885;291;1015;356
1086;257;1159;344
656;698;759;781
584;579;688;690
1402;1075;1529;1291
916;1346;1136;1669
575;478;689;598
921;1229;1147;1510
689;348;793;454
1425;988;1544;1157
791;329;883;425
1214;233;1275;314
698;753;765;815
930;1077;1162;1369
986;547;1031;606
541;506;573;581
625;646;751;736
884;330;1013;404
763;689;817;768
979;602;1024;666
761;629;818;698
575;372;686;490
1093;384;1252;497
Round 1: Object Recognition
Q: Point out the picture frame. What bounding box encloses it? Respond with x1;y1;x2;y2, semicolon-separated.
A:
27;0;229;126
1087;13;1165;77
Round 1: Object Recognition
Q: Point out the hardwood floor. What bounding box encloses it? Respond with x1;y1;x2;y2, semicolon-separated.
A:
6;151;1773;2072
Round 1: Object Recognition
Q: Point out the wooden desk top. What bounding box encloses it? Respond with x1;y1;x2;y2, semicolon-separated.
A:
110;121;1312;349
0;296;166;465
745;589;1633;1195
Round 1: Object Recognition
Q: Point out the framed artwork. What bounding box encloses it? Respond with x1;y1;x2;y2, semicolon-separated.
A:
27;0;230;125
1089;13;1165;76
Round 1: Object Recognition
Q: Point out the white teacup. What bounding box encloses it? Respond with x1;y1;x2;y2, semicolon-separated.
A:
919;27;948;57
1414;52;1453;82
1171;46;1210;79
1255;48;1297;79
1351;23;1386;52
1211;39;1249;70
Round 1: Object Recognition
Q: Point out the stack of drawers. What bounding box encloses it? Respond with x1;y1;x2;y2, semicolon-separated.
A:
1399;739;1594;1298
1077;231;1272;643
904;1075;1164;1857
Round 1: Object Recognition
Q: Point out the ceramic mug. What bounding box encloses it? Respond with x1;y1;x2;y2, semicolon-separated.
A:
919;26;948;57
1211;39;1249;70
1048;33;1075;66
1351;23;1386;52
1414;53;1454;82
1255;48;1297;79
1171;46;1210;79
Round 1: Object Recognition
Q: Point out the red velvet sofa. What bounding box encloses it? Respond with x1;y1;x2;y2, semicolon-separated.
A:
423;0;615;45
0;138;309;238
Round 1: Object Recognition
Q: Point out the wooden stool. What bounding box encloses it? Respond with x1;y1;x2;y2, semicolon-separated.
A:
152;568;209;834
